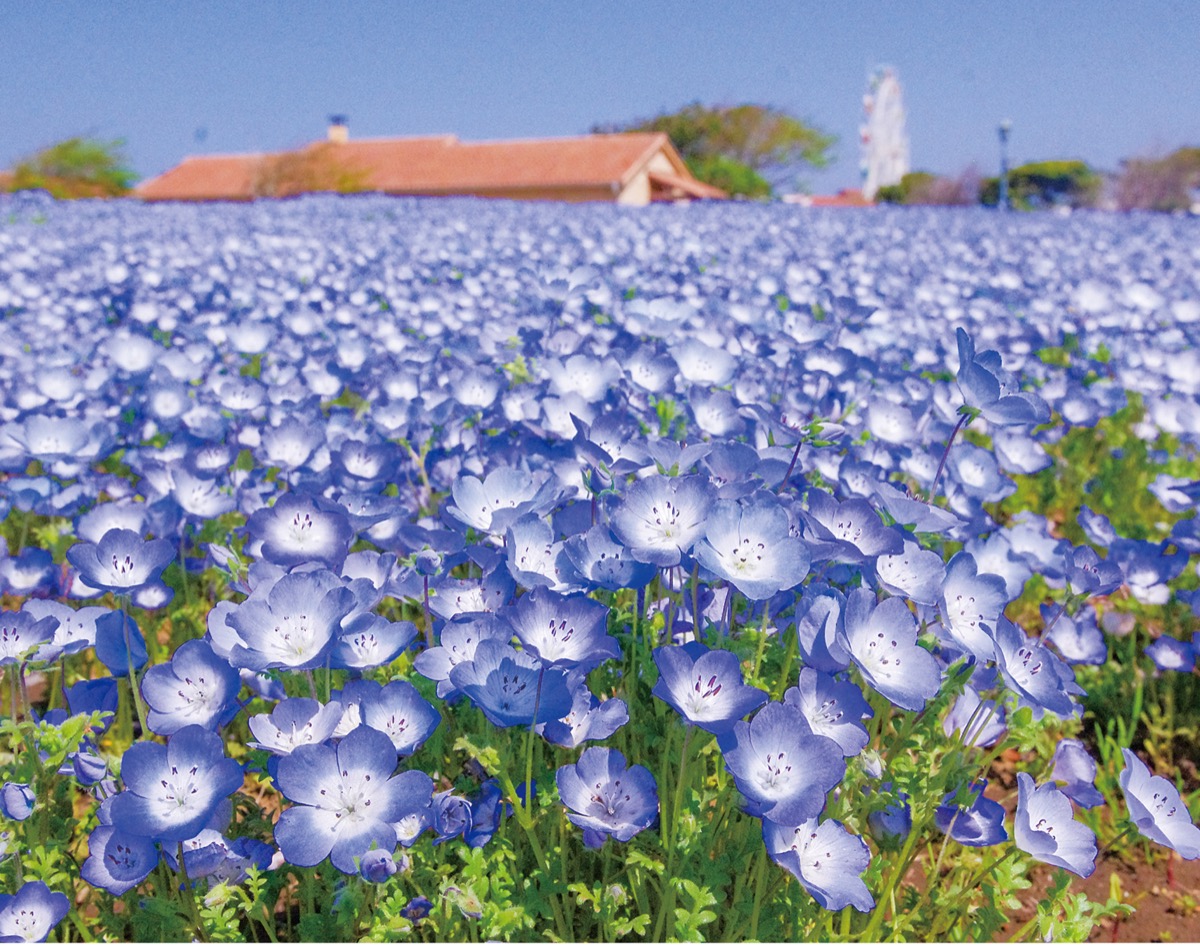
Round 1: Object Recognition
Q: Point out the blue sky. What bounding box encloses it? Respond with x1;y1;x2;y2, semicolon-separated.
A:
4;1;1198;192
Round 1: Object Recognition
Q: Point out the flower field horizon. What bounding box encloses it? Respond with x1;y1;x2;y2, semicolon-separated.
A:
1;190;1199;942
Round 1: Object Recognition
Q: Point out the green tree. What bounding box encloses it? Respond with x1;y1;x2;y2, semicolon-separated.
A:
9;137;137;198
980;159;1100;210
594;102;834;198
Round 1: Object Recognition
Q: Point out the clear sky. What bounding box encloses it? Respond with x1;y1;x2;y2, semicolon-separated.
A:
3;1;1198;193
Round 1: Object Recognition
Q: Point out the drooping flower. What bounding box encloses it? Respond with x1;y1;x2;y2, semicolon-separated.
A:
66;528;174;595
992;617;1082;720
107;726;244;843
1119;749;1200;859
273;725;434;873
1014;772;1098;877
942;687;1007;748
721;701;845;824
651;642;768;736
1049;738;1104;809
935;780;1008;847
0;783;34;821
955;326;1051;426
1064;545;1123;597
763;817;874;912
556;747;658;848
537;677;629;749
0;608;59;667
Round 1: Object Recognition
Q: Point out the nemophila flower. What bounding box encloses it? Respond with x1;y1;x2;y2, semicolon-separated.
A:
0;881;70;943
66;528;174;595
942;687;1007;748
1119;749;1200;859
609;474;715;567
166;831;274;887
504;514;577;590
432;791;473;845
93;610;148;676
955;326;1050;426
763;818;874;912
992;617;1082;720
0;783;34;821
447;467;557;535
936;780;1007;847
694;492;811;600
330;612;418;670
1145;635;1195;673
401;895;434;922
140;639;242;735
792;588;850;674
1050;738;1104;809
428;569;515;620
938;552;1008;662
1065;545;1123;597
0;548;60;598
24;600;106;660
1014;773;1098;877
721;701;845;824
65;678;119;732
448;639;574;728
651;642;768;736
1110;537;1185;606
867;789;912;844
355;680;440;757
464;779;505;848
538;678;629;749
504;587;619;670
108;726;243;843
246;492;354;572
80;824;159;896
413;615;513;700
359;848;399;883
797;491;903;565
784;669;873;757
563;525;656;591
1042;604;1107;666
556;747;658;849
248;697;344;757
843;588;940;712
274;725;434;873
222;569;357;672
871;539;946;607
0;608;59;667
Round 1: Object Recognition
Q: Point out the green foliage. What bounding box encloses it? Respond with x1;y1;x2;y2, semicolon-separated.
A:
9;137;137;198
874;171;937;204
878;168;981;206
595;102;834;197
981;159;1102;210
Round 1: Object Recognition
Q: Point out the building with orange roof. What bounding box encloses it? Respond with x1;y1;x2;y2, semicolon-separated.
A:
136;121;725;205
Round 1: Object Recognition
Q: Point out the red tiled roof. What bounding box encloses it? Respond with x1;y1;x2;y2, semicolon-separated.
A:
807;188;873;207
648;169;727;201
136;132;725;202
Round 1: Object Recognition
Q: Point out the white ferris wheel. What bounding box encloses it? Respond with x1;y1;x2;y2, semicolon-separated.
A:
860;68;910;200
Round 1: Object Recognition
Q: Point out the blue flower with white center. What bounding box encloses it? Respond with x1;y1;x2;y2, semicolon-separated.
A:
942;687;1006;748
792;587;851;674
0;783;34;821
721;701;845;824
537;674;629;749
222;569;357;672
870;539;946;607
937;551;1009;662
556;747;658;849
563;525;656;591
330;612;418;671
246;492;355;572
447;467;555;535
651;642;768;736
273;725;433;874
107;726;243;843
935;780;1007;847
843;588;940;712
0;608;58;667
785;669;872;757
1145;635;1195;673
763;818;874;912
413;615;514;700
504;586;619;671
448;639;574;728
140;639;242;735
992;617;1082;720
797;491;903;565
1014;772;1098;877
355;680;440;757
80;825;159;896
0;881;70;943
248;697;344;757
1042;604;1107;666
505;513;578;590
1064;545;1123;597
1119;749;1200;859
694;491;811;601
66;527;174;595
609;474;716;568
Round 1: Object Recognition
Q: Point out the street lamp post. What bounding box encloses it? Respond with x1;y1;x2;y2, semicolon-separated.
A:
997;120;1012;210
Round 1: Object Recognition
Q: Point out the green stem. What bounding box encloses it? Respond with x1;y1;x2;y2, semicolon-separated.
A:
861;805;927;941
177;843;209;942
653;725;695;943
497;772;569;939
120;603;149;737
747;845;769;940
773;624;799;699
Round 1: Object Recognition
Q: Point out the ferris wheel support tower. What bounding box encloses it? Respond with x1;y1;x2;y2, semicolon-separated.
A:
860;68;910;200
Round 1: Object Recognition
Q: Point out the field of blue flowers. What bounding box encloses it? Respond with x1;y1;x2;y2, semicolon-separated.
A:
1;190;1199;942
